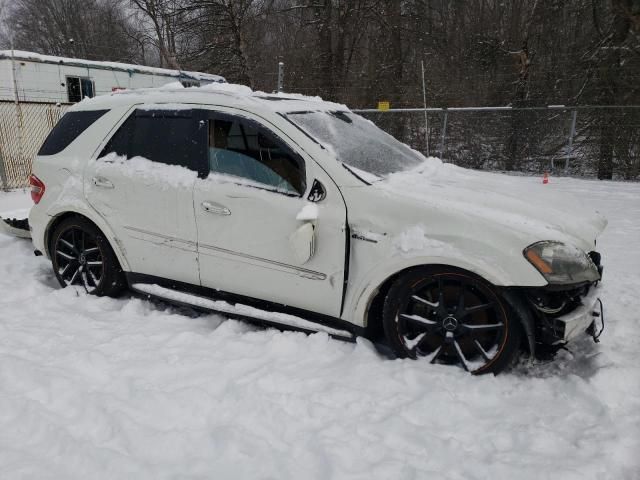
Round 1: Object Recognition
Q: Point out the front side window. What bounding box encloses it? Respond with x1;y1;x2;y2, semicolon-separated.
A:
99;109;206;172
208;115;305;195
66;77;95;103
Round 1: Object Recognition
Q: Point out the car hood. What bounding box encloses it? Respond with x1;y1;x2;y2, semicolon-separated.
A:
374;159;607;251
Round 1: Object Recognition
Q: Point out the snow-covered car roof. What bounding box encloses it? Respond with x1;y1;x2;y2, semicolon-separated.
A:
72;82;350;115
0;50;226;83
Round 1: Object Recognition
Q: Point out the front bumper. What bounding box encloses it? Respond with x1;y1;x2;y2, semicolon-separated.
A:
551;288;602;343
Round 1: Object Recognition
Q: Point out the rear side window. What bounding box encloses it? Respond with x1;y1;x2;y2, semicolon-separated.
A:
99;109;206;173
38;110;108;156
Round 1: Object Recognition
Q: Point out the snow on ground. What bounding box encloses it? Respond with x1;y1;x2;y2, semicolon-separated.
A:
0;177;639;479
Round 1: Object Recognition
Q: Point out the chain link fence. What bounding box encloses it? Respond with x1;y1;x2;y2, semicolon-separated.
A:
1;102;638;190
0;101;70;190
354;106;640;180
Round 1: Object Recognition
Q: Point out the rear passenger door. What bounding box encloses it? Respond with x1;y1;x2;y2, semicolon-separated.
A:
84;106;207;285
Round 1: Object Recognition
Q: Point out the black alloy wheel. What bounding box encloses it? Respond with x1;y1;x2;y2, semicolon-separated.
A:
50;217;125;296
383;268;522;375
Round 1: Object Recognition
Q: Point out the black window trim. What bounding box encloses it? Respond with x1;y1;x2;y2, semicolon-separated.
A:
206;110;308;198
97;107;208;177
38;109;109;156
95;105;310;195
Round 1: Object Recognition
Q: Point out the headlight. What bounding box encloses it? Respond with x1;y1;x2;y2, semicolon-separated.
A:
524;241;600;285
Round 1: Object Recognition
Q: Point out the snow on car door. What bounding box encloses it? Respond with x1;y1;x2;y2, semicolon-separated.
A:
193;110;347;317
85;107;206;285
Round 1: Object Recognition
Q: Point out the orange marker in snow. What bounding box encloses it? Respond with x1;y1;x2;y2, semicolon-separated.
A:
543;172;549;184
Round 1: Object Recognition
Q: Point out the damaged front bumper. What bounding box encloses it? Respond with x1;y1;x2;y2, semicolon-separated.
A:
523;250;605;348
547;288;604;343
527;283;605;348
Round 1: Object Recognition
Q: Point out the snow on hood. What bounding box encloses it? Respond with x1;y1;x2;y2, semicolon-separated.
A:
378;159;607;249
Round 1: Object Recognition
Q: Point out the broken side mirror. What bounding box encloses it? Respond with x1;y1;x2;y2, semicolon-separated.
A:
289;222;315;264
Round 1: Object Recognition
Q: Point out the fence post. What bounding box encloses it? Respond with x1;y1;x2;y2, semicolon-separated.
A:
565;109;577;175
421;60;429;156
0;137;7;191
440;109;448;158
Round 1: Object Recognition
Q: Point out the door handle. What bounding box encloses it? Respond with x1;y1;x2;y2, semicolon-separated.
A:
92;176;114;189
201;201;231;216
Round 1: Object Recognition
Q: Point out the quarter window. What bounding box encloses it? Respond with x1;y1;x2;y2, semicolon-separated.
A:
208;115;305;195
99;109;206;172
38;110;108;156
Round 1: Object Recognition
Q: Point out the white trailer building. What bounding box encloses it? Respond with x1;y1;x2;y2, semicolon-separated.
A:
0;51;225;189
0;50;225;103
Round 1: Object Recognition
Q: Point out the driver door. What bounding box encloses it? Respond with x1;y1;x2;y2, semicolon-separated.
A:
193;109;347;317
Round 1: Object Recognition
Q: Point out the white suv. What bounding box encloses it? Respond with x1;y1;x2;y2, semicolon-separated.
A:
29;84;606;374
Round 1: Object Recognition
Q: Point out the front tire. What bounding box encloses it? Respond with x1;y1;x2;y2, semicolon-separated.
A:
50;216;125;297
382;267;522;375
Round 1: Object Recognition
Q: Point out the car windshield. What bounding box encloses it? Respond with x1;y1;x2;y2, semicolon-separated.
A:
287;111;424;178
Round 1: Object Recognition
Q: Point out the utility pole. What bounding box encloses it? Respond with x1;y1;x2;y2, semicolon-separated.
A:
9;39;19;104
565;109;577;175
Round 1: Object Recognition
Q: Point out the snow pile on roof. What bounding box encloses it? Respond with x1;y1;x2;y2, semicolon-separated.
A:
199;82;253;96
80;79;349;114
0;50;225;83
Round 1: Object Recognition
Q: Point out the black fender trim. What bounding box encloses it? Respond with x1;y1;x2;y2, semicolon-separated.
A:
501;289;536;358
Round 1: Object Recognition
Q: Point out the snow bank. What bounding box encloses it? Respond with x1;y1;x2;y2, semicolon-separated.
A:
1;177;639;479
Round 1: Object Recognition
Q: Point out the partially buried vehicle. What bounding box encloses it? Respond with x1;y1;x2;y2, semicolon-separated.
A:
28;83;606;374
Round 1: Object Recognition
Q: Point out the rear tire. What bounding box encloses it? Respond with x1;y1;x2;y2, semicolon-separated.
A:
382;267;522;375
50;216;126;297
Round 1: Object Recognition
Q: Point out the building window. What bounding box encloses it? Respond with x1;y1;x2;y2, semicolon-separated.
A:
66;77;95;103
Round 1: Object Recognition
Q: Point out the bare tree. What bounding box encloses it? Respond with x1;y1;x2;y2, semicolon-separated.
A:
3;0;141;63
2;0;638;178
130;0;183;69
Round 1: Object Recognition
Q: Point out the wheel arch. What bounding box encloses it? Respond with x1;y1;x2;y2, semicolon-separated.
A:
362;263;489;340
44;208;130;272
360;261;537;357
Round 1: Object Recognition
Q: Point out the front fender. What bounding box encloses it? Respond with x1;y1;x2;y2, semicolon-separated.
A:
342;252;546;328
